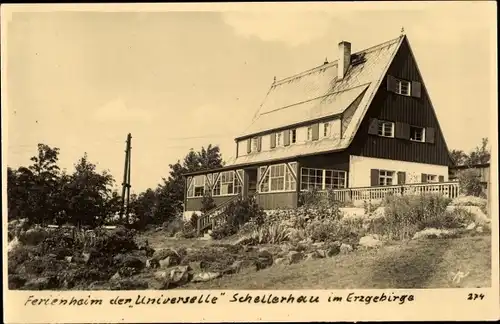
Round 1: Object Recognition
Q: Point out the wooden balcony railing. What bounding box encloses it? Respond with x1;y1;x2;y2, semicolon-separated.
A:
327;181;460;202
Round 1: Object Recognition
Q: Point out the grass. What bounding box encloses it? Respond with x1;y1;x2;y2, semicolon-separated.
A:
179;234;491;289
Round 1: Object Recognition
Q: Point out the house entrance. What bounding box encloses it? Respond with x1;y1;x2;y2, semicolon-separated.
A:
244;167;258;198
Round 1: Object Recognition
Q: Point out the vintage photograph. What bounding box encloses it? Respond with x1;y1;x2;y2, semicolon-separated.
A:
4;3;496;295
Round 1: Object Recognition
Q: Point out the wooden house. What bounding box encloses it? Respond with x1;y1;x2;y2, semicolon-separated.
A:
183;34;456;221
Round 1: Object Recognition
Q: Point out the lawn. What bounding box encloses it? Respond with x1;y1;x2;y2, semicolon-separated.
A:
178;234;491;289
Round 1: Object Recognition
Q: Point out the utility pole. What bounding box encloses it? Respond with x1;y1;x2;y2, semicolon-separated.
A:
120;133;132;224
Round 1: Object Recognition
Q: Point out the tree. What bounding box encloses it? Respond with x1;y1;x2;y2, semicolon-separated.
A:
468;137;490;165
154;145;224;224
130;188;158;228
450;149;468;166
65;153;115;227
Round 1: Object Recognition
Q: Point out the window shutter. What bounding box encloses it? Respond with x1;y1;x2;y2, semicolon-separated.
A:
395;122;410;139
246;139;251;153
257;136;262;152
425;127;435;144
438;175;444;182
411;81;421;98
311;123;320;141
370;169;379;186
368;118;379;135
386;75;398;93
283;129;290;146
397;171;406;185
421;173;428;183
270;133;276;148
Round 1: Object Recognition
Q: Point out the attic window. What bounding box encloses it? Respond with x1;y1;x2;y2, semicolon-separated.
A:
396;79;411;96
377;120;394;138
410;126;425;142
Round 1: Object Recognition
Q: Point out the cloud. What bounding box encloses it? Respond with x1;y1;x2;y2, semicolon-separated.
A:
221;11;335;47
92;98;152;123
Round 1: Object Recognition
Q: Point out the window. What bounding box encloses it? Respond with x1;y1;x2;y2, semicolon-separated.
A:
323;122;331;137
212;171;242;196
396;79;411;96
427;174;438;183
307;126;313;141
410;126;425;142
290;129;297;144
252;137;259;152
259;164;296;193
301;168;347;191
377;120;394;137
379;170;394;186
187;175;206;197
276;132;282;146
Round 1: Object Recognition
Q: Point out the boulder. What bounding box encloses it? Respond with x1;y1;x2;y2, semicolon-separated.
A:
339;207;366;219
65;256;73;263
273;257;287;266
359;235;383;249
316;249;327;258
191;272;221;283
254;251;274;271
326;242;341;257
121;256;145;270
476;226;484;234
82;252;91;263
159;256;178;269
24;277;59;290
466;222;476;230
169;266;190;288
233;235;255;246
312;242;325;248
287;251;304;264
305;251;322;261
110;272;121;281
188;261;206;273
8;236;20;252
412;228;453;240
340;243;353;254
146;259;160;269
222;260;243;275
446;205;489;224
154;270;169;281
20;228;48;246
152;249;180;263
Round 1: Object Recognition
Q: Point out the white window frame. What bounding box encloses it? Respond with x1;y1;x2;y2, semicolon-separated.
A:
290;129;297;144
300;167;347;191
426;174;438;183
259;163;296;193
251;137;259;152
378;170;395;186
396;79;411;96
377;120;394;138
276;132;282;147
212;171;242;197
188;175;206;198
410;125;426;142
323;122;331;138
307;126;313;141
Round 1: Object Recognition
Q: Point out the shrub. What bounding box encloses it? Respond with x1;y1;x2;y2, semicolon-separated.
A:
457;170;486;197
162;216;184;237
250;223;290;244
177;218;197;239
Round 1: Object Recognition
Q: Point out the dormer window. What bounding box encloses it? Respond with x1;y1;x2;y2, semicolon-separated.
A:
307;126;313;141
290;129;297;144
396;79;411;96
323;122;331;137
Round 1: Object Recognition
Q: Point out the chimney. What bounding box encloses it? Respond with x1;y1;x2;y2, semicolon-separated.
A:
338;41;351;80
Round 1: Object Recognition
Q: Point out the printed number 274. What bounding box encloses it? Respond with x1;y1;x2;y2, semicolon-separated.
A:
468;293;485;301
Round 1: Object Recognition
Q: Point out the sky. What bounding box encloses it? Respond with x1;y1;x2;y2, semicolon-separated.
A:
3;2;497;193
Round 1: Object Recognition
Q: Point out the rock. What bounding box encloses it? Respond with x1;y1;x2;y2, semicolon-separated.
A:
82;252;91;263
340;243;353;254
466;222;476;230
222;260;243;275
312;242;325;248
287;251;304;264
88;281;112;290
169;266;190;288
188;261;206;273
476;226;484;233
8;274;27;289
154;271;169;281
340;207;366;219
233;235;255;246
110;272;121;281
326;242;341;257
192;272;221;283
159;256;176;269
65;256;73;263
24;277;59;290
8;236;20;252
152;249;180;263
359;235;383;249
121;256;145;269
316;249;327;258
305;251;322;261
413;228;453;240
273;257;288;266
19;228;48;246
146;259;160;268
298;238;313;245
446;205;489;224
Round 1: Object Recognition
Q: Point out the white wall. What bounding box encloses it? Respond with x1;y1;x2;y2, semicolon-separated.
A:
236;117;341;157
349;155;449;188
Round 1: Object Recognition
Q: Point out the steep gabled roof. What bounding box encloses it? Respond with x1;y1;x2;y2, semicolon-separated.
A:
227;35;405;167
